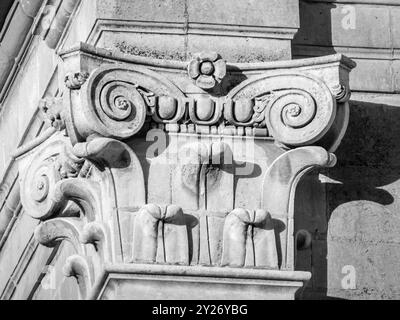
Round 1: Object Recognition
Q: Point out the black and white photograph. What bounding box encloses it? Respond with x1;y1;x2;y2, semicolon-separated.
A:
0;0;398;306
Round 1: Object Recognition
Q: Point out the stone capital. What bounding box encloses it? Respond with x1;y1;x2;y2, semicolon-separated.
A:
13;43;355;300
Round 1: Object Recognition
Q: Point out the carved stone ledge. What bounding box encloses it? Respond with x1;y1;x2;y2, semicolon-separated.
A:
88;264;311;300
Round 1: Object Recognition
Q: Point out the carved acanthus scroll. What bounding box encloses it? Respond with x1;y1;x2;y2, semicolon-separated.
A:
34;217;104;300
17;132;146;298
262;146;337;269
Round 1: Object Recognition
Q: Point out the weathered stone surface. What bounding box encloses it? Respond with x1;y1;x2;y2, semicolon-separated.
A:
294;93;400;299
295;2;392;48
12;242;75;300
93;265;310;300
0;0;42;97
61;0;300;62
0;211;40;297
98;0;187;22
187;0;299;28
327;240;400;300
0;39;58;178
293;0;400;92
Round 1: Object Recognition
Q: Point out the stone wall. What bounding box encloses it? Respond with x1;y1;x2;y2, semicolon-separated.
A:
293;0;400;299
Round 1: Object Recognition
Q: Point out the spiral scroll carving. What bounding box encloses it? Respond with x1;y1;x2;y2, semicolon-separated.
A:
91;78;147;139
265;84;334;147
20;147;62;220
66;65;185;143
227;72;339;148
19;137;95;220
275;90;316;129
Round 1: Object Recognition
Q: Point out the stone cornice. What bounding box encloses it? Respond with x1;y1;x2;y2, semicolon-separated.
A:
294;45;400;60
87;19;300;50
59;42;357;73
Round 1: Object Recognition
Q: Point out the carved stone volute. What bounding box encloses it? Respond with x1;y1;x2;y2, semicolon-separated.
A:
64;64;185;145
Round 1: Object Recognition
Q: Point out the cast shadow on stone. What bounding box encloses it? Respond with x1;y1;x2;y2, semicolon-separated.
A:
328;100;400;209
183;214;286;268
273;219;286;269
292;1;336;57
221;65;248;96
295;101;400;299
184;213;198;265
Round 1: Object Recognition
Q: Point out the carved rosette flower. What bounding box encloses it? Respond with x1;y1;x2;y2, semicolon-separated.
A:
188;52;226;90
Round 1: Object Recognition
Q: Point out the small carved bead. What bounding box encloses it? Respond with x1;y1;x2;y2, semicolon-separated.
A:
287;104;302;117
114;97;130;110
32;174;49;202
200;61;214;75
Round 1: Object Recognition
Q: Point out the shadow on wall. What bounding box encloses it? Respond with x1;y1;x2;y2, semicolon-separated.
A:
295;101;400;300
292;0;400;300
292;1;336;57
